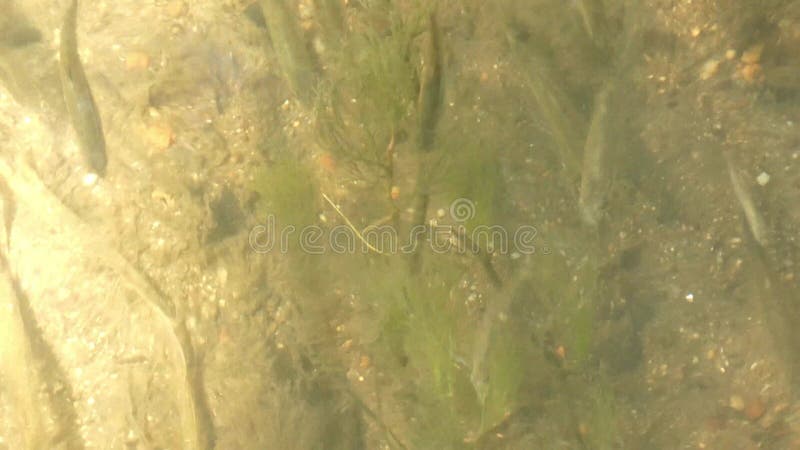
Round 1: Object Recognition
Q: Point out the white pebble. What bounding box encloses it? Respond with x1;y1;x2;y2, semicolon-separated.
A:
729;394;745;411
82;172;99;186
756;171;770;186
217;266;228;286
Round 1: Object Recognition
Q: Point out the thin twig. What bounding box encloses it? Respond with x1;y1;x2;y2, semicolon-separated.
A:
322;192;385;254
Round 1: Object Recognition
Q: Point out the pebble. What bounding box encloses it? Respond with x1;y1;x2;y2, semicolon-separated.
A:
699;59;720;80
740;63;762;83
729;394;745;411
739;44;764;83
125;430;138;445
125;51;150;71
317;152;335;171
82;172;99;186
216;266;228;286
741;44;764;65
146;122;175;150
745;398;766;421
756;171;770;186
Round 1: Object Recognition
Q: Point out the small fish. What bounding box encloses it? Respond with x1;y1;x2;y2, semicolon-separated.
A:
417;12;443;151
259;0;317;104
59;0;107;176
725;152;769;248
578;82;612;227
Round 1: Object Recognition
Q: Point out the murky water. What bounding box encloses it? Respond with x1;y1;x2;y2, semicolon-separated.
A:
1;1;800;448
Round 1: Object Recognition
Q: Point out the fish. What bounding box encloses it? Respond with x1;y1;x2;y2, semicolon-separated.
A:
59;0;107;176
417;12;443;151
259;0;317;104
408;12;444;271
725;152;769;248
578;82;613;227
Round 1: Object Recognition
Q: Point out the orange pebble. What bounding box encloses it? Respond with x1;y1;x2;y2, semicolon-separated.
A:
744;398;766;421
740;63;762;83
146;122;174;150
390;186;400;200
740;44;764;65
319;153;336;171
125;51;150;71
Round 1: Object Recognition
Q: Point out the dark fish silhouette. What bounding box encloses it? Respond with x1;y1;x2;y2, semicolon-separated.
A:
59;0;107;176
